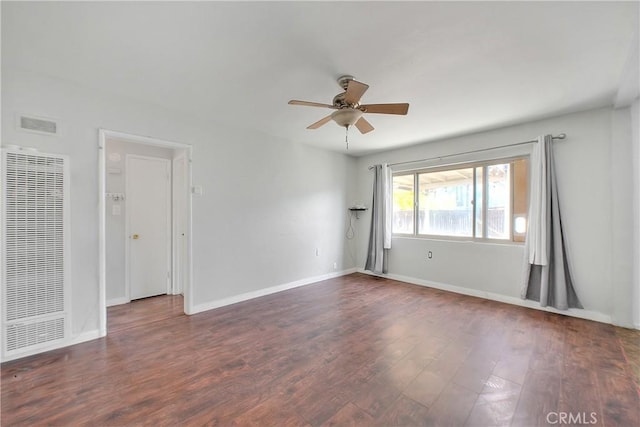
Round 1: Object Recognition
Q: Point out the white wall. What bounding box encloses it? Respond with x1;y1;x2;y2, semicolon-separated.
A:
632;99;640;328
1;68;357;348
105;139;175;305
355;107;634;326
187;129;358;307
611;107;634;327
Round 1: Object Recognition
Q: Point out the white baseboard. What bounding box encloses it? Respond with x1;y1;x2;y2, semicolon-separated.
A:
358;269;613;325
69;329;104;344
106;297;129;307
190;268;358;315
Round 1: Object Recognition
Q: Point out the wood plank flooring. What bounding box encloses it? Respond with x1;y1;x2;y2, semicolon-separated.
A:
107;294;185;334
2;273;639;426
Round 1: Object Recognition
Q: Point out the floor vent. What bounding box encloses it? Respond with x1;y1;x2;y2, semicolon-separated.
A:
2;149;70;359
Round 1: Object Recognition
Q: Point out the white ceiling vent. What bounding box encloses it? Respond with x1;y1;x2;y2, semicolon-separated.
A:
17;114;59;136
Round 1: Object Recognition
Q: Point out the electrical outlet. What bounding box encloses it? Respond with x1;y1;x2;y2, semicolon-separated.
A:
315;248;320;257
333;262;337;270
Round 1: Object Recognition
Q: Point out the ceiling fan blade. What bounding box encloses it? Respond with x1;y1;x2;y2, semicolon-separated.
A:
354;117;374;134
360;103;409;115
307;115;333;129
344;80;369;105
289;100;336;109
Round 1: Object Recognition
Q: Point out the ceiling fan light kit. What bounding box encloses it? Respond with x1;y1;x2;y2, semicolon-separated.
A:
288;75;410;149
331;108;363;128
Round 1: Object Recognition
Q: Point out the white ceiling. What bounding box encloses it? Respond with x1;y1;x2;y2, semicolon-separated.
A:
2;1;638;156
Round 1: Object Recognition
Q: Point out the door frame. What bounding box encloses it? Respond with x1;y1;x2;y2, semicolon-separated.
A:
172;152;187;296
124;154;172;302
98;129;194;337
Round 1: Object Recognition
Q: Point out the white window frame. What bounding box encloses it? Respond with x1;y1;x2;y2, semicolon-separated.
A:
392;155;528;243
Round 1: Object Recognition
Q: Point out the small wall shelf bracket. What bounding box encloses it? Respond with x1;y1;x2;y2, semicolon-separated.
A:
349;207;367;219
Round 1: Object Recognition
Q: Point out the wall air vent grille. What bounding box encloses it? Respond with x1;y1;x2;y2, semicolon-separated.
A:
2;150;69;358
18;115;58;135
5;317;65;352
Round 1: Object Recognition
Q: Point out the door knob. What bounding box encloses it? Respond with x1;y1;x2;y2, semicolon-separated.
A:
132;234;140;240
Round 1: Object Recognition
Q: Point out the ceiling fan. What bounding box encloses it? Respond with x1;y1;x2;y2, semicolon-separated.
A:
288;75;409;145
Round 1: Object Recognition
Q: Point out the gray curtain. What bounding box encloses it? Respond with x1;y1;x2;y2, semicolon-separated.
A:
521;135;582;309
365;164;391;274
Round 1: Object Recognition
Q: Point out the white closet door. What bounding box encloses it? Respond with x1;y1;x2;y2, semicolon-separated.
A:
126;155;171;300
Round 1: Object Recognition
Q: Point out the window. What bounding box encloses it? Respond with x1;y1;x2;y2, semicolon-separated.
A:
392;157;528;242
392;174;414;234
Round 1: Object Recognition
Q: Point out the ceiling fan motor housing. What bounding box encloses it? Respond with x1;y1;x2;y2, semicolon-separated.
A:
333;75;360;108
332;93;354;108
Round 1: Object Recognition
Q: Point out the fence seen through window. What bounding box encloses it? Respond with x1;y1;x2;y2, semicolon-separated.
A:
392;158;528;242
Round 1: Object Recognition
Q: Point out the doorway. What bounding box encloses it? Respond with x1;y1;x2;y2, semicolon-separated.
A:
98;130;192;337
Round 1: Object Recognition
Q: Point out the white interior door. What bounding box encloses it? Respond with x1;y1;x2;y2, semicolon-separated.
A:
126;155;171;300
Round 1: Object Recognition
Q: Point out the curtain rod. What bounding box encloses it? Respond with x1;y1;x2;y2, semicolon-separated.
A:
368;133;566;170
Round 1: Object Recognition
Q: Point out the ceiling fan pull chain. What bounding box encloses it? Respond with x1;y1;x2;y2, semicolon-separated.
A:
345;126;349;150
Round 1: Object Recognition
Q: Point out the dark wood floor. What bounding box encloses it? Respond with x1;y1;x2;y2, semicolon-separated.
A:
107;293;185;334
2;273;639;426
